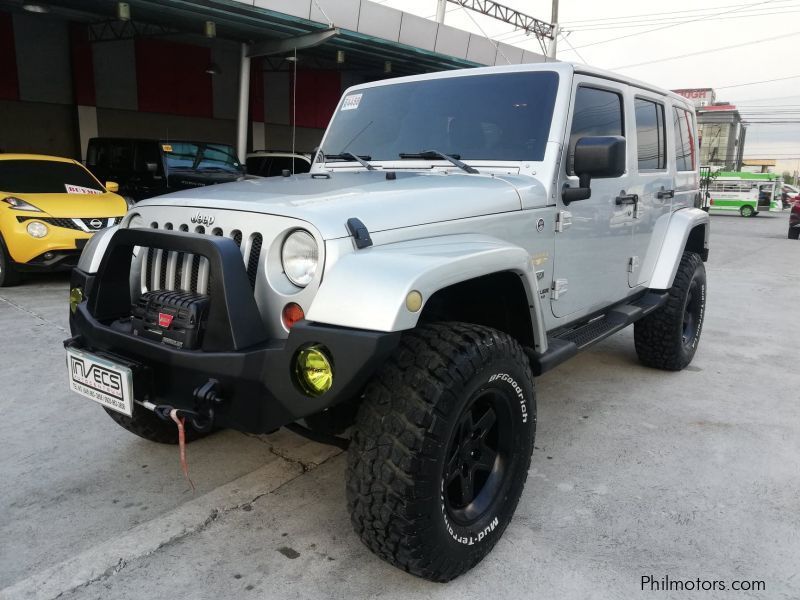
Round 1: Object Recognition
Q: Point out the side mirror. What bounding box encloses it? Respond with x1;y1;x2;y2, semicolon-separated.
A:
145;162;158;173
105;181;120;193
563;136;626;204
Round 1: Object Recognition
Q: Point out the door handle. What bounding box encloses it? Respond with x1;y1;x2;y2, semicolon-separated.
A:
615;192;638;206
657;188;675;199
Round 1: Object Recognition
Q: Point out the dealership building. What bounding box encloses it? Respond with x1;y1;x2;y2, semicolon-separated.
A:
0;0;546;163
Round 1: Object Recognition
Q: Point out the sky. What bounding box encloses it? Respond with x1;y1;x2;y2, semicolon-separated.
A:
374;0;800;175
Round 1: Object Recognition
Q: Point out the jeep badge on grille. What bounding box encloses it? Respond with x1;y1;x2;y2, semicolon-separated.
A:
190;213;215;226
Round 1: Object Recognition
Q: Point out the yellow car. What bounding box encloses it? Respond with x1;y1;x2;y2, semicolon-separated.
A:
0;154;127;286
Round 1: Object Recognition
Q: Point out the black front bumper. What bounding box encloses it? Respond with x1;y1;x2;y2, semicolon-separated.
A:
66;228;400;434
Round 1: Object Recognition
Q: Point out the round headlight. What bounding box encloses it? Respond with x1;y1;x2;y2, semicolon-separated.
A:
26;221;48;238
281;230;318;287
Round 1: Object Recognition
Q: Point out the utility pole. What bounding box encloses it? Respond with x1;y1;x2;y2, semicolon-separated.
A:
436;0;447;23
547;0;559;59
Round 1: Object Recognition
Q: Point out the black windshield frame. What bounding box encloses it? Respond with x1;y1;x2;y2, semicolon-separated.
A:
320;71;560;163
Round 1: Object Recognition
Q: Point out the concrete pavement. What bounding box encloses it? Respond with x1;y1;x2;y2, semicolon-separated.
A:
1;211;798;599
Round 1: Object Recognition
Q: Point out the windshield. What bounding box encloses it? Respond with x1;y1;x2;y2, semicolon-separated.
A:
162;142;243;173
321;71;559;163
0;160;104;194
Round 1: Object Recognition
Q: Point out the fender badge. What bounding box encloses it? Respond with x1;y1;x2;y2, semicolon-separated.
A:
158;313;174;328
536;218;545;232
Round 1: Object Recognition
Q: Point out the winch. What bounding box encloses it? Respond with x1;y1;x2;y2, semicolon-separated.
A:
131;290;210;350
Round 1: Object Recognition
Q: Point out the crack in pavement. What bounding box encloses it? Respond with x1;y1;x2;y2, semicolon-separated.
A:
244;432;321;473
3;444;341;600
0;294;68;334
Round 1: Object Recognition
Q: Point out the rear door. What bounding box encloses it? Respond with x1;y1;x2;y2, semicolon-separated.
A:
670;105;699;213
629;94;672;287
552;78;634;319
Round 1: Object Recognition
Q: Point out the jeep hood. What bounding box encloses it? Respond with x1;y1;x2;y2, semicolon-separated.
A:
133;170;545;240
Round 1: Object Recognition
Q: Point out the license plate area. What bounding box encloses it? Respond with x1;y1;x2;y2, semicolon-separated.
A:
67;347;134;416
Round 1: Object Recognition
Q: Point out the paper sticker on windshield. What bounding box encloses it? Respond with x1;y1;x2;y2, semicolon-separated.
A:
161;144;173;152
341;94;362;111
65;184;102;195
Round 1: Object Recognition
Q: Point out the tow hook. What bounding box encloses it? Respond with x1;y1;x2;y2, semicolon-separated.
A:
151;379;224;433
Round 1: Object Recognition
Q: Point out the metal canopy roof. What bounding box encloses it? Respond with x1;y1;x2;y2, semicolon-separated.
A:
3;0;483;76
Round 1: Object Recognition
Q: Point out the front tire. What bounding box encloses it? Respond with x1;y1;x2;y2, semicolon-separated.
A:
105;406;213;444
0;238;21;287
346;323;536;582
635;252;706;371
789;227;800;240
740;205;755;217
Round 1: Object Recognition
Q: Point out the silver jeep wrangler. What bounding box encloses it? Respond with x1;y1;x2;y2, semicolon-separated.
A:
66;62;708;582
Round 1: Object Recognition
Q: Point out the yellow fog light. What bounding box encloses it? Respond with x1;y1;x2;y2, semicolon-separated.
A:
405;290;423;312
295;345;334;397
69;287;83;314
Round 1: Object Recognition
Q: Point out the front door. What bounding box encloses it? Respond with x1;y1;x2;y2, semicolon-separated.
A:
551;79;633;319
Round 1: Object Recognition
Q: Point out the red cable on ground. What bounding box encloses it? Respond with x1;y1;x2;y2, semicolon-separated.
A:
170;409;195;492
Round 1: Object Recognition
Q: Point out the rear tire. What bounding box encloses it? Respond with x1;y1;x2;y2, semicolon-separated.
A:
740;205;755;217
789;227;800;240
105;406;213;444
0;238;21;287
346;322;536;582
635;252;706;371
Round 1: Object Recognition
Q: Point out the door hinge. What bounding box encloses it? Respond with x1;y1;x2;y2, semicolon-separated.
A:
628;256;640;273
555;210;572;233
551;278;568;300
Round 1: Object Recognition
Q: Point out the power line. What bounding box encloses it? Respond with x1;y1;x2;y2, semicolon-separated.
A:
564;0;778;51
716;73;800;89
566;8;800;31
611;30;800;69
560;0;794;24
560;32;587;64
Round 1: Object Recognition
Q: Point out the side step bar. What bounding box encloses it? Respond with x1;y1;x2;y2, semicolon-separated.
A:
527;291;668;376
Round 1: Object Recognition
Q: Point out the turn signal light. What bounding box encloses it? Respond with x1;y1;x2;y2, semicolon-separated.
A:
295;345;334;397
69;287;84;314
282;302;305;329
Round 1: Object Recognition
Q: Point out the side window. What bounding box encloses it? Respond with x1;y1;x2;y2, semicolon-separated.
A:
568;86;624;174
108;141;133;171
673;107;696;171
134;142;160;173
634;98;666;170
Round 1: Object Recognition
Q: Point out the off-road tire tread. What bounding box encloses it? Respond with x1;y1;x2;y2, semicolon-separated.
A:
104;407;210;444
634;252;704;371
346;322;534;582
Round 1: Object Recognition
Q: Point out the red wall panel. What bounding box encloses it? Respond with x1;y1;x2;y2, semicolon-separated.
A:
135;39;212;118
69;22;95;106
0;12;20;101
249;57;264;122
291;70;341;129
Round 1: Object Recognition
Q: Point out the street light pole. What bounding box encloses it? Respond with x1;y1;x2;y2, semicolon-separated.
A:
547;0;559;59
436;0;446;23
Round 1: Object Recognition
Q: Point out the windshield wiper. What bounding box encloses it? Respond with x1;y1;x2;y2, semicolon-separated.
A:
398;150;479;174
324;152;375;170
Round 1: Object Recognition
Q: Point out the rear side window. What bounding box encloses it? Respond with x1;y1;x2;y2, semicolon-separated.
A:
634;98;666;170
673;107;696;171
568;86;624;174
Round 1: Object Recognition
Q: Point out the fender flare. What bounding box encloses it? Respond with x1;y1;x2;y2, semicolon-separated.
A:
649;207;709;290
307;234;547;350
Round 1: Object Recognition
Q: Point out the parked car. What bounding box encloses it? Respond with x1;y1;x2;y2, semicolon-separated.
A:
789;200;800;239
86;138;245;202
66;62;709;582
782;184;800;207
0;153;126;286
245;151;312;177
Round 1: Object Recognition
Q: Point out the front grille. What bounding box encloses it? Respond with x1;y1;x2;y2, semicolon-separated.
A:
140;222;261;295
16;216;122;231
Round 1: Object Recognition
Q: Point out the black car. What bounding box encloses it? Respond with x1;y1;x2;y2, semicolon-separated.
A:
86;138;245;202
